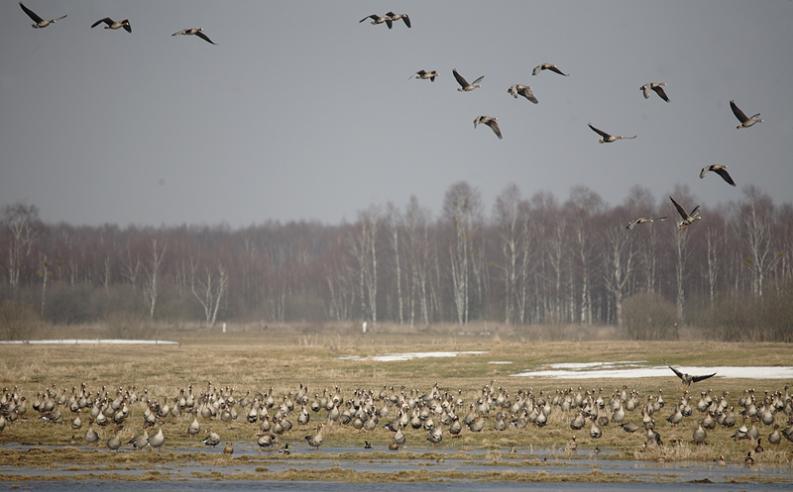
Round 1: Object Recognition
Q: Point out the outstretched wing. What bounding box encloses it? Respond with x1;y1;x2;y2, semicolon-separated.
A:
626;219;638;230
402;15;411;28
588;124;609;139
520;86;538;103
471;75;485;85
692;373;716;383
713;168;736;186
452;69;468;88
699;166;708;179
532;65;542;76
91;17;112;28
669;196;688;220
549;65;567;76
19;3;44;24
730;100;748;123
487;120;503;139
689;205;700;217
196;31;216;45
652;85;670;102
669;366;685;381
359;14;377;23
123;21;131;33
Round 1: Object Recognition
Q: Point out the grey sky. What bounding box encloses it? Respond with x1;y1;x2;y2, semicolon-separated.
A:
1;0;792;226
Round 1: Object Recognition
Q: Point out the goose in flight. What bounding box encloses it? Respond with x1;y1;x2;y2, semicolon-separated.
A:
411;70;437;82
474;116;502;139
507;84;538;104
669;196;701;230
19;2;66;28
626;217;668;230
532;63;568;76
640;81;669;102
453;69;484;92
730;100;762;129
699;164;736;186
669;366;716;387
588;123;636;143
359;14;392;28
172;27;216;45
385;12;411;28
91;17;132;33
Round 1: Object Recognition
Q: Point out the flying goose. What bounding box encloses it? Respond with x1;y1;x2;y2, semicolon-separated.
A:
640;82;669;102
385;12;411;28
507;84;538;104
172;27;216;45
669;197;701;230
588;123;637;143
91;17;132;33
411;70;437;82
19;2;67;28
730;100;761;129
453;69;484;92
532;63;568;76
359;14;392;28
474;116;502;139
699;164;736;186
626;216;668;230
669;366;716;386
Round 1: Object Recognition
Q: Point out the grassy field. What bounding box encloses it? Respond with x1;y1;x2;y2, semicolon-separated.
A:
1;322;792;482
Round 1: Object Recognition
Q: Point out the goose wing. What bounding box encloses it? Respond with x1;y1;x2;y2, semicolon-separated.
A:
699;166;708;179
689;205;701;217
654;216;668;222
713;167;736;186
123;21;131;33
91;17;112;28
640;84;650;99
520;85;538;103
669;366;685;381
19;3;44;24
532;64;542;76
587;124;610;139
652;85;670;102
471;75;485;85
730;100;749;123
172;28;188;36
692;373;716;383
402;15;411;28
486;119;502;139
548;65;568;76
452;69;469;89
626;219;639;230
669;196;689;220
195;31;216;45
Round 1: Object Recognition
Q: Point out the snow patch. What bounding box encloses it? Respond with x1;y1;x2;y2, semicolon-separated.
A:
338;351;487;362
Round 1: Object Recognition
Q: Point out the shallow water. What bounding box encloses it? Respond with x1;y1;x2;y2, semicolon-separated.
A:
513;364;793;379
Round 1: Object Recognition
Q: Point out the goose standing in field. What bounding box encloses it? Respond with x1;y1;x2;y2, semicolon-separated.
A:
203;429;221;447
411;70;437;82
172;27;216;45
626;216;668;230
453;69;484;92
669;197;701;230
305;424;324;448
85;426;99;444
640;82;670;102
385;12;411;28
91;17;132;33
148;427;165;449
188;416;200;435
106;432;121;451
730;100;762;129
19;2;67;29
129;429;149;449
507;84;538;104
474;116;503;140
699;164;736;186
669;366;716;386
359;14;392;28
588;123;636;143
532;63;568;76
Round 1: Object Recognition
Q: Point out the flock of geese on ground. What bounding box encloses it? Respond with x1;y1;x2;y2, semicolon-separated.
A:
17;3;765;234
1;372;792;466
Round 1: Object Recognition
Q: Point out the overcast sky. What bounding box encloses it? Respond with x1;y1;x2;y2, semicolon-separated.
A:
1;0;792;226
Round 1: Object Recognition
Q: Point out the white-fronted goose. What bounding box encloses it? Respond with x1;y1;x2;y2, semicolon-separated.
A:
305;424;324;448
91;17;132;33
670;366;716;386
507;84;538;103
453;69;484;92
203;430;221;446
588;123;636;143
19;2;66;28
359;14;392;29
474;115;502;139
669;197;702;230
699;164;736;186
385;12;411;28
532;63;568;76
730;100;761;129
640;82;669;102
411;70;437;82
172;27;216;45
148;427;165;449
626;217;668;230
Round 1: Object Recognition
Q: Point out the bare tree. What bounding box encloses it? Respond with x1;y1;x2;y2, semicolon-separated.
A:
493;184;522;324
603;226;635;327
143;238;166;320
352;208;379;326
741;187;775;298
38;254;48;317
191;261;228;327
3;203;38;295
443;182;482;325
386;203;405;324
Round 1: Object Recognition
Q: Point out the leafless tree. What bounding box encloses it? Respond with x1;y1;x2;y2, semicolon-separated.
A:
3;203;38;295
191;260;228;327
444;182;482;325
143;238;166;319
603;226;635;327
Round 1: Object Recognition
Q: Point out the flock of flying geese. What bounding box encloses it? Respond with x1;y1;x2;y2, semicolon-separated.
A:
1;376;792;467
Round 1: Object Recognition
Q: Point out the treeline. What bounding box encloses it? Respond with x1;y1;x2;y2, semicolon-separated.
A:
1;182;792;340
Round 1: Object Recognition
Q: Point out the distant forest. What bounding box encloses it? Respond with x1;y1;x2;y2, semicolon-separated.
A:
2;182;792;341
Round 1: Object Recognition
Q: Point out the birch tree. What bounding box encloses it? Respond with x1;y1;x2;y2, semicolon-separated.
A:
603;226;635;327
191;261;228;326
443;182;481;325
143;238;166;319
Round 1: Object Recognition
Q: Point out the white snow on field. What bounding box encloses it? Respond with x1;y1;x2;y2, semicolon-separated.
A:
339;351;487;362
488;361;514;365
512;364;793;379
0;339;178;345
